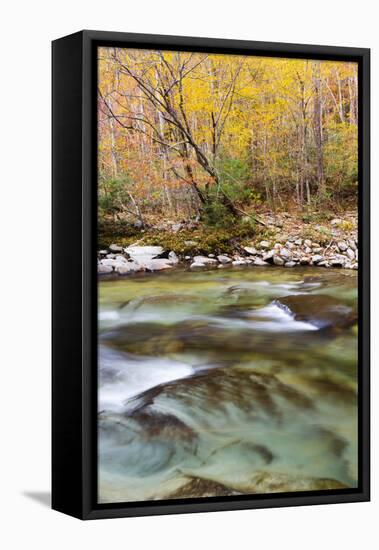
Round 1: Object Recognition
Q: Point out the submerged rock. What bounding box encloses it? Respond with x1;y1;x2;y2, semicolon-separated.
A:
240;471;348;494
167;476;239;499
274;294;357;329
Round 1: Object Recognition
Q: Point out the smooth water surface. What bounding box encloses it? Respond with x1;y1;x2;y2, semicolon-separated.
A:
98;267;358;503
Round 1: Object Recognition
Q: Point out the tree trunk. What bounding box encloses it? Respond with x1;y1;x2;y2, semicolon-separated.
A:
312;62;325;197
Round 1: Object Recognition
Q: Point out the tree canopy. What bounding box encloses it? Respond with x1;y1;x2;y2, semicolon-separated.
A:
98;47;358;227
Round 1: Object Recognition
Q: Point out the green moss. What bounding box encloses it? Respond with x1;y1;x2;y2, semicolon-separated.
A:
98;220;263;255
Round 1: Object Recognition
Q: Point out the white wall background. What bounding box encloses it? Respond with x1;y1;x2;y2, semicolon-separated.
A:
1;0;376;548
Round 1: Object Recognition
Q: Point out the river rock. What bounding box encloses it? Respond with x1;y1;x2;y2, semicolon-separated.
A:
273;255;285;266
330;256;346;267
346;248;355;261
259;240;270;249
241;472;347;494
305;246;312;254
168;251;179;264
279;247;291;260
232;260;247;266
312;255;324;264
98;264;113;274
304;239;312;248
115;263;142;275
348;239;357;251
294;239;303;246
263;250;275;261
109;244;123;253
143;259;173;271
274;294;357;329
124;245;165;262
193;255;217;265
101;258;117;266
190;261;206;269
300;256;310;265
115;255;128;263
208;254;215;258
337;241;348;252
284;261;297;268
254;258;269;266
217;255;232;264
243;246;258;255
99;250;108;256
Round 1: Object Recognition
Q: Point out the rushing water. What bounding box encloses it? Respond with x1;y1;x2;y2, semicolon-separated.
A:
98;267;358;503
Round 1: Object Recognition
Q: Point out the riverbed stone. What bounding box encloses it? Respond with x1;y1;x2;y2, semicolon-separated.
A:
98;264;113;274
338;241;348;252
346;248;355;261
259;240;270;249
143;259;173;271
101;258;117;266
348;239;357;251
300;256;310;265
279;247;291;260
125;245;165;261
263;250;275;261
109;244;123;253
284;261;297;268
304;239;312;248
232;260;247;266
217;255;232;264
115;263;141;275
254;258;269;266
243;246;258;255
190;261;206;269
312;255;324;264
274;294;357;329
168;251;179;264
273;255;285;266
193;255;217;265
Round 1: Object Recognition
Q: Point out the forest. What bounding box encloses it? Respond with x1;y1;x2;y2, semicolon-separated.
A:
98;47;358;241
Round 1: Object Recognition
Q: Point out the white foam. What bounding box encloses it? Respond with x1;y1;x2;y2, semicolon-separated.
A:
99;346;194;412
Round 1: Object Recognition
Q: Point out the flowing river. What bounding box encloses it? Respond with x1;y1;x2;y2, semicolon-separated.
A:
98;267;358;503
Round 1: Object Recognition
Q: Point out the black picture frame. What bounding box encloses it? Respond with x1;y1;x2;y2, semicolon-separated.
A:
52;30;370;520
